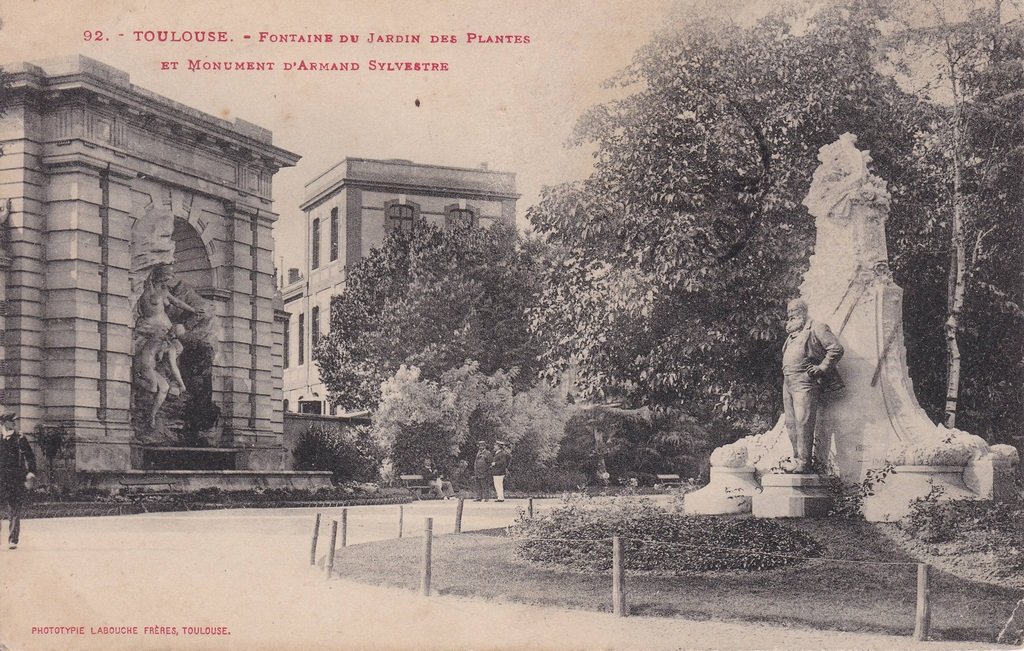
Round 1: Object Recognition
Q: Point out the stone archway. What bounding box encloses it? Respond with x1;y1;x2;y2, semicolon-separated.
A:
130;206;222;458
172;217;213;293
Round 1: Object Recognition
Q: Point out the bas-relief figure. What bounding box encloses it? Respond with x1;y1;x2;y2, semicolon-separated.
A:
130;203;221;445
134;264;196;427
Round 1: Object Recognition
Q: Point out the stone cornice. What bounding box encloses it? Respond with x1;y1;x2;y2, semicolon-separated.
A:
5;56;300;170
301;157;519;211
40;151;137;179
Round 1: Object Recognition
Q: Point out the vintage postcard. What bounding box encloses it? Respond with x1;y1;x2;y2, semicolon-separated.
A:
0;0;1021;649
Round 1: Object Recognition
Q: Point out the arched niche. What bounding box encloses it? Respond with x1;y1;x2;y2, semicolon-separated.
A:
172;217;213;292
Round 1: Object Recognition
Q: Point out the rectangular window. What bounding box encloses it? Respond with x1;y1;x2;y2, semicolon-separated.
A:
298;312;305;365
283;315;291;368
311;217;321;269
386;204;416;233
312;306;321;348
446;207;476;228
330;207;339;262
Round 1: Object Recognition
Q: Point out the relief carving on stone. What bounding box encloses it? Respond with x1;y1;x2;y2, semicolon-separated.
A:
130;194;220;445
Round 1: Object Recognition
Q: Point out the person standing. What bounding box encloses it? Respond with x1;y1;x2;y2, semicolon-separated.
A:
472;441;493;502
490;442;511;503
0;412;36;549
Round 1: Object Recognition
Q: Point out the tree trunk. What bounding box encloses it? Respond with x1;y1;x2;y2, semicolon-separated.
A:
593;427;609;485
944;72;968;429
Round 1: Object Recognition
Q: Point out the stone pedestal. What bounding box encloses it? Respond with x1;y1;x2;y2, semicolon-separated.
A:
684;466;760;515
752;474;831;518
862;465;975;522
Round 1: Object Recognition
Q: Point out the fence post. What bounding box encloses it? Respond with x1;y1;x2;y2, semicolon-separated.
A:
420;517;433;596
309;513;321;566
455;498;465;534
326;519;339;579
612;536;627;617
398;504;404;539
914;563;930;640
528;497;534;519
340;508;348;548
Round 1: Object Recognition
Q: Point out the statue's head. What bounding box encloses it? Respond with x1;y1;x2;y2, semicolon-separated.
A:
786;298;809;334
151;264;175;285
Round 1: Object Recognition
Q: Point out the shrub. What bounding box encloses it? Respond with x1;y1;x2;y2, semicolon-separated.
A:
903;490;1024;546
558;407;714;483
826;462;895;520
509;495;821;573
507;467;591;493
293;424;382;484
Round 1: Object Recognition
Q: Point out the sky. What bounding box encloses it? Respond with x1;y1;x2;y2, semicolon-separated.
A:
0;0;678;274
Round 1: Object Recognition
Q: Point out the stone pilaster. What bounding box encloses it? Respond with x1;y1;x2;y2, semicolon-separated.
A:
0;103;47;428
40;152;136;470
218;201;283;469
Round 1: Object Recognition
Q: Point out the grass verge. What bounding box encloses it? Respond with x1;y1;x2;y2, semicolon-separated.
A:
328;519;1021;643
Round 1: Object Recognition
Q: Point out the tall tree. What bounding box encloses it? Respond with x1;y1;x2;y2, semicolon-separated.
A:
883;0;1024;429
315;222;546;411
529;1;923;429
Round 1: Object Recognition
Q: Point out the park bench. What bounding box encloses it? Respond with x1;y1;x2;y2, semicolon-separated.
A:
118;480;188;511
655;473;685;489
399;474;435;499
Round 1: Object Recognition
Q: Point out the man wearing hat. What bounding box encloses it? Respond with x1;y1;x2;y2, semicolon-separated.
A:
490;441;511;503
472;440;493;502
0;412;35;549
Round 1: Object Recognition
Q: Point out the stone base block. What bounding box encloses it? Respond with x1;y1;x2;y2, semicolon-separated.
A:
862;465;975;522
75;438;132;472
752;473;831;518
683;466;760;515
238;447;286;471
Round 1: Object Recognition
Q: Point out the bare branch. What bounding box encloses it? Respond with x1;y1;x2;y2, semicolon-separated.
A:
971;223;998;268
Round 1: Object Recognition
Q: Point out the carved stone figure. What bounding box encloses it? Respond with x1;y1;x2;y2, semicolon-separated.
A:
0;198;11;252
133;264;197;427
131;260;222;443
780;298;844;473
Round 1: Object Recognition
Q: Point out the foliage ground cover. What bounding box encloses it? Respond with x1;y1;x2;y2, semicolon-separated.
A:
890;493;1024;590
328;518;1021;642
507;498;820;572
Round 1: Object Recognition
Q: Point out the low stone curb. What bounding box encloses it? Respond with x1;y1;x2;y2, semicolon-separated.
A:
24;496;414;519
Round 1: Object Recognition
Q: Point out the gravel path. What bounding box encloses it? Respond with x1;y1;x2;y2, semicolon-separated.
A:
0;501;1010;651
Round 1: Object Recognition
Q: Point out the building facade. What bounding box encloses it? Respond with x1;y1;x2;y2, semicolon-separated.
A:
282;158;518;415
0;56;322;485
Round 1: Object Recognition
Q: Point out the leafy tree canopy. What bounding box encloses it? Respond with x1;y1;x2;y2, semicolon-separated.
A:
372;362;567;476
315;222;546;411
529;0;926;427
529;0;1023;442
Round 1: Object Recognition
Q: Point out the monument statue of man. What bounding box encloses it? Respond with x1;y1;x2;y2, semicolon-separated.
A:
781;298;844;473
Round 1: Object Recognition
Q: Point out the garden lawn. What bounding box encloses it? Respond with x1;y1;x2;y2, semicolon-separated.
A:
327;519;1021;643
